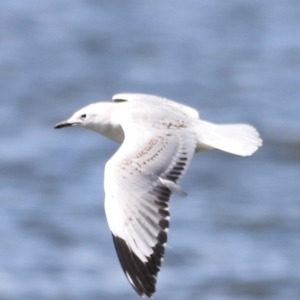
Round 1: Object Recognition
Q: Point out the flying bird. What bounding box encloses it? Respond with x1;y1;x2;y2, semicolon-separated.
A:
54;93;262;297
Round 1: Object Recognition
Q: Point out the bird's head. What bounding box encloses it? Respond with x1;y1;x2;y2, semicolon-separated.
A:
55;101;118;129
54;104;98;130
54;102;123;141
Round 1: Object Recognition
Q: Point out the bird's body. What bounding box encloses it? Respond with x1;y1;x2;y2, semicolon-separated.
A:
55;93;262;298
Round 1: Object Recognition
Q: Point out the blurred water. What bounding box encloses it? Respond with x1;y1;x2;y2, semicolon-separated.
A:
1;0;300;299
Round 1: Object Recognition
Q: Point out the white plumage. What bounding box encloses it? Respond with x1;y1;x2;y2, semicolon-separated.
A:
55;93;262;298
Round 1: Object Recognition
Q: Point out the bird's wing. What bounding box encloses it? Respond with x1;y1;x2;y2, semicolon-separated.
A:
104;121;196;297
112;93;200;119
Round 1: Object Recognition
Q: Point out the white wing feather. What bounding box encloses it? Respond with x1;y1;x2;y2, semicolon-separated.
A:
112;93;199;119
105;124;196;258
104;120;196;297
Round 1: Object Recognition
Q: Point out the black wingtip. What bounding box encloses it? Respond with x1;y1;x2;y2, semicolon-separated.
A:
112;235;164;298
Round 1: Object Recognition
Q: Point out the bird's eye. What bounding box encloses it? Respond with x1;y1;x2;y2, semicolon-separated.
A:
81;114;86;120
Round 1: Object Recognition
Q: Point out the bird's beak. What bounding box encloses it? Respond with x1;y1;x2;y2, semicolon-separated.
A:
54;120;74;129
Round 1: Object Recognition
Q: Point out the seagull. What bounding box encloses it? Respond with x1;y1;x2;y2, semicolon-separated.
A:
54;93;262;297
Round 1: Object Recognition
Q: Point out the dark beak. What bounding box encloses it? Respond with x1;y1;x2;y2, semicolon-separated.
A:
54;121;73;129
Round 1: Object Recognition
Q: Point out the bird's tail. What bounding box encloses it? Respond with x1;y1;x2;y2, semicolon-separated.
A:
194;120;262;156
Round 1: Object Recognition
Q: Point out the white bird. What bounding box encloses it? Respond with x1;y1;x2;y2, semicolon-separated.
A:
54;93;262;298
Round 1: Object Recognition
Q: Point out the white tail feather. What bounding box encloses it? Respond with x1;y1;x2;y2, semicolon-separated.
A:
195;120;262;156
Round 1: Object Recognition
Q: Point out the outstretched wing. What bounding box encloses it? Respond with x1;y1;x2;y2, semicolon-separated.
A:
104;122;196;297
